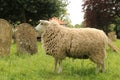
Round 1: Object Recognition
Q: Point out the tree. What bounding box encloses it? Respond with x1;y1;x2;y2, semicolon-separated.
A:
0;0;68;25
83;0;120;34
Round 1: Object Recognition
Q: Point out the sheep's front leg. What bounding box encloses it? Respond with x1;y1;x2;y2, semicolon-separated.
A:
58;59;62;73
54;58;58;72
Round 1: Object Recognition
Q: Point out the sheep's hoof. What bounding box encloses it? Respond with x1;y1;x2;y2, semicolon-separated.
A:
95;69;106;74
101;69;106;73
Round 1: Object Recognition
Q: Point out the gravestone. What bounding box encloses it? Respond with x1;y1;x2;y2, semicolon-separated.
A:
15;23;38;54
0;19;12;55
108;32;117;41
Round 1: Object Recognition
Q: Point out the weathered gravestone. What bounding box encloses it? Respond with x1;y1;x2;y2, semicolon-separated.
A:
0;19;12;55
108;32;117;41
15;23;38;54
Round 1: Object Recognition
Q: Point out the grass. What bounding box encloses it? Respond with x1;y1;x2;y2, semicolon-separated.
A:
0;40;120;80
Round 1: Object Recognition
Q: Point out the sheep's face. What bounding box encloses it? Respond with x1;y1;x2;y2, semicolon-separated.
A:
35;20;50;34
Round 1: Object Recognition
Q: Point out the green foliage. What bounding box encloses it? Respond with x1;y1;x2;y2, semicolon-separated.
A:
115;17;120;38
115;17;120;25
116;17;120;28
108;24;116;32
0;40;120;80
74;22;85;28
0;0;68;25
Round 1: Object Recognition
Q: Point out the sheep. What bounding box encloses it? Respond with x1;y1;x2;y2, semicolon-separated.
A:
35;20;118;73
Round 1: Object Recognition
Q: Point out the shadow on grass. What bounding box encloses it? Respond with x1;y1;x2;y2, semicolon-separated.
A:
72;67;96;75
42;67;97;77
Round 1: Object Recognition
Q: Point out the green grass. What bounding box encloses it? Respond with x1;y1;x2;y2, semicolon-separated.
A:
0;40;120;80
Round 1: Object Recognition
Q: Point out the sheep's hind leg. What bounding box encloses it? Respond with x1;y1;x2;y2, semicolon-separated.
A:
54;58;58;72
89;55;101;73
97;50;106;73
58;59;62;73
96;60;105;73
90;56;105;73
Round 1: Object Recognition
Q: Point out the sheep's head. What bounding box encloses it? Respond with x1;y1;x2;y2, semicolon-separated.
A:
35;20;50;34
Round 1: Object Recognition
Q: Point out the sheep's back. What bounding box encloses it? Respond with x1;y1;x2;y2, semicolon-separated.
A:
68;28;108;57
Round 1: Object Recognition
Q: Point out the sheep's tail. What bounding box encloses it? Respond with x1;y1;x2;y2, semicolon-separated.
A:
107;38;120;53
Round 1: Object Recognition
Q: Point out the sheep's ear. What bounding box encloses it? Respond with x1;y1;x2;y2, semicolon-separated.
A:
40;20;50;26
39;20;43;23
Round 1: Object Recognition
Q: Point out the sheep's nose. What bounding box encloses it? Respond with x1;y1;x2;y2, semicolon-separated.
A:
35;25;39;30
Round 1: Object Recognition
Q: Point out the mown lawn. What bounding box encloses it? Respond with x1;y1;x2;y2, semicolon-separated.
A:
0;40;120;80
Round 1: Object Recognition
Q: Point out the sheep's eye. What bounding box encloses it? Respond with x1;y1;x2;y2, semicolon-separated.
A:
41;23;43;25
